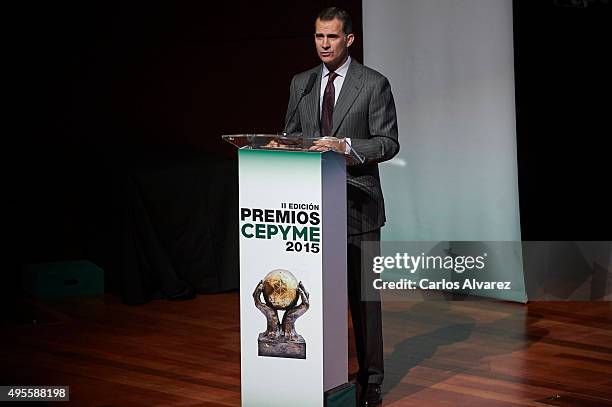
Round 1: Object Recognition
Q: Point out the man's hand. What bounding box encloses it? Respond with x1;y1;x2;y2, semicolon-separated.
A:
263;139;281;148
309;137;347;153
263;137;300;149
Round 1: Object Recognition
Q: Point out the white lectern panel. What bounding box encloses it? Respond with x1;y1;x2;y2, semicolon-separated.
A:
239;149;347;407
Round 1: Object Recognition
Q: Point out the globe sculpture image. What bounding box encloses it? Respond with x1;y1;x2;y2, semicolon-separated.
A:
262;269;299;310
253;269;310;359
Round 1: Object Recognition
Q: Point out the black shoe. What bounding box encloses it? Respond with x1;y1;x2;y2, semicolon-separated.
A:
362;384;382;407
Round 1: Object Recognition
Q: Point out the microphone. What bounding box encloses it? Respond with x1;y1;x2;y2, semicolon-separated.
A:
282;72;317;136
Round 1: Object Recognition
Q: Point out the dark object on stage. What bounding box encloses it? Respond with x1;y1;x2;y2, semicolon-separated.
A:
166;286;196;301
22;260;104;299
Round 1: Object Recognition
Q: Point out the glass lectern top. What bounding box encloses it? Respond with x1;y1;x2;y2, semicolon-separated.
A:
222;134;364;165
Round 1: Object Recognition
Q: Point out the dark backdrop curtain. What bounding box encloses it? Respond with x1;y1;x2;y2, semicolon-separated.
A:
119;150;238;304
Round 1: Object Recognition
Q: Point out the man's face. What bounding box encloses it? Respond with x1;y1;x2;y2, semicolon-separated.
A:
314;18;354;71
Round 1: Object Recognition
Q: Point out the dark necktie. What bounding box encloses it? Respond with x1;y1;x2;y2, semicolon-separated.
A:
320;71;338;137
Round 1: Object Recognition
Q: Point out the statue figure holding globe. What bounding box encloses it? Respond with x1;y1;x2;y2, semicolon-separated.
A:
252;269;310;359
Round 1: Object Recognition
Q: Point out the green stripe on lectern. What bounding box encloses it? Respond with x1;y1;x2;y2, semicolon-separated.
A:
325;383;356;407
239;149;320;163
239;149;322;178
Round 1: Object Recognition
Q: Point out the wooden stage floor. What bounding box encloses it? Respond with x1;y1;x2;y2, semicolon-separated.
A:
1;292;611;406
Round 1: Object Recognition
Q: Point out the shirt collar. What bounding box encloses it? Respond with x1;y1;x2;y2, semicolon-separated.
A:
322;55;352;78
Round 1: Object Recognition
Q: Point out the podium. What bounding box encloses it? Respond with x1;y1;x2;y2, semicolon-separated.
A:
223;135;363;407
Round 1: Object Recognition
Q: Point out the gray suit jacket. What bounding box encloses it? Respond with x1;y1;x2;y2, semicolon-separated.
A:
285;60;399;235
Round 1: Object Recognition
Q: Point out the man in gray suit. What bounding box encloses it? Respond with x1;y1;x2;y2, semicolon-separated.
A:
284;7;399;407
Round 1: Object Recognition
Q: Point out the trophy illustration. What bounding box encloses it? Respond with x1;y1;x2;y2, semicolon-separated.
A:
252;269;310;359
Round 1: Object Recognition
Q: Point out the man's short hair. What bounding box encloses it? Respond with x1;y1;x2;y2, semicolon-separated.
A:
316;7;353;36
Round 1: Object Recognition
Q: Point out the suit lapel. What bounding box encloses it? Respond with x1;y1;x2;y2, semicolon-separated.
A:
306;68;322;136
332;61;364;136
